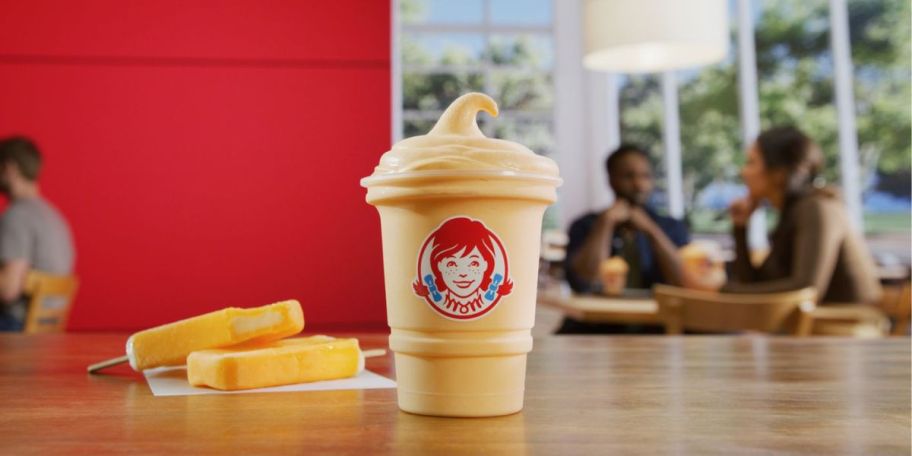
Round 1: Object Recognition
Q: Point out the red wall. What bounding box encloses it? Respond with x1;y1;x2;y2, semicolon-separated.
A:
0;0;391;331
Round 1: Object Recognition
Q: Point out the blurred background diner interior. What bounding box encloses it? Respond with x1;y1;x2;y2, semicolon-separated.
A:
397;0;909;257
0;0;908;336
394;0;910;337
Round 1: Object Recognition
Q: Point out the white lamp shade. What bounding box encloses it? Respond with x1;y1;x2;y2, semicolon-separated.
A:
584;0;729;73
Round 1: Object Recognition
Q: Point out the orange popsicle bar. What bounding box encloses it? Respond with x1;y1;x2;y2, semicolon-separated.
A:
126;300;304;371
187;336;362;390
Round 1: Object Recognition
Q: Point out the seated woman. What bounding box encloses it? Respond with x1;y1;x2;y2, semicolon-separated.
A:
722;126;882;305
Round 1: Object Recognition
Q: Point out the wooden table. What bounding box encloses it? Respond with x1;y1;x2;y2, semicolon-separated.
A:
1;334;909;454
538;286;660;324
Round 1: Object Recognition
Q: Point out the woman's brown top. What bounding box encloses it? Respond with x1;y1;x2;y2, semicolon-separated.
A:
722;190;882;304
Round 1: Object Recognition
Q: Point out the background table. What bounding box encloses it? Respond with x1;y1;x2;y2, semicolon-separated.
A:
0;334;909;454
537;286;659;325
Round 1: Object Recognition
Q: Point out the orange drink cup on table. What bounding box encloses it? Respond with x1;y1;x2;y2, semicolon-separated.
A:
599;257;629;296
361;93;561;417
680;241;726;291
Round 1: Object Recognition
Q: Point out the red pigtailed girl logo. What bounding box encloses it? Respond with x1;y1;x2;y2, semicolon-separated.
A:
412;216;513;320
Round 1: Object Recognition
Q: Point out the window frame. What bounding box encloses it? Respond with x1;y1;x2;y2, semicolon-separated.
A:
393;0;556;144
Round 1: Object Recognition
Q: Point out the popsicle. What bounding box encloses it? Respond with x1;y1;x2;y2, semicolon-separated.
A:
187;335;379;391
87;300;305;373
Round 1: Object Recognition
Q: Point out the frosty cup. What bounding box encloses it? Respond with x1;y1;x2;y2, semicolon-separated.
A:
599;257;629;296
680;241;727;290
361;93;561;417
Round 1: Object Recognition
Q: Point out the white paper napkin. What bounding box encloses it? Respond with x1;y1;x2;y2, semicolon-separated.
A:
144;366;396;397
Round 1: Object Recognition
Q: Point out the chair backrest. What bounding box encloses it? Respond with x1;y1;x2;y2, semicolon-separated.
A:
23;271;79;333
876;280;911;336
898;282;911;336
654;284;817;336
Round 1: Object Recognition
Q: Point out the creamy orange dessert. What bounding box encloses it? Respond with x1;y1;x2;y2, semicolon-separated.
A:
187;336;362;391
126;300;304;371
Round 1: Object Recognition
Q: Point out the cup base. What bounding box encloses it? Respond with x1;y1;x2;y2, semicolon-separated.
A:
393;351;527;418
397;390;524;418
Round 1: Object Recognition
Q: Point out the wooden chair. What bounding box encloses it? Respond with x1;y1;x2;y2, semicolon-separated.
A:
23;271;79;333
654;284;817;336
893;282;911;335
809;305;890;338
873;281;911;336
810;284;900;337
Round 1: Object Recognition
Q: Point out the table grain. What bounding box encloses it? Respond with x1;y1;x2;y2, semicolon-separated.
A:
0;334;908;455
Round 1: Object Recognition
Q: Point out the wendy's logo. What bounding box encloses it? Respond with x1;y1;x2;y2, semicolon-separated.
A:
413;216;513;320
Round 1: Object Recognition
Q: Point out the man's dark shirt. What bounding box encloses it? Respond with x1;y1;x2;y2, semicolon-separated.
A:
564;207;690;293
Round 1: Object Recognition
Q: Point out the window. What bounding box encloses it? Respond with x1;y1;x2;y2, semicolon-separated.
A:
848;0;911;255
613;0;910;258
398;1;910;257
755;0;839;180
397;0;558;228
679;42;741;234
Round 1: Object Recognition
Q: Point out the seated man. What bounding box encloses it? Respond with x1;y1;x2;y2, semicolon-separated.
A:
560;144;689;333
0;137;75;331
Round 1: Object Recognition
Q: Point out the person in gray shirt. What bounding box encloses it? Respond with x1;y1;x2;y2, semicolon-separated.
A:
0;137;75;331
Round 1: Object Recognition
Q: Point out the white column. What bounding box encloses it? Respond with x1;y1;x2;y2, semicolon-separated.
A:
391;0;402;144
600;72;621;208
605;73;621;163
736;0;768;249
661;71;685;219
585;72;621;211
829;0;864;230
586;71;607;208
553;0;589;228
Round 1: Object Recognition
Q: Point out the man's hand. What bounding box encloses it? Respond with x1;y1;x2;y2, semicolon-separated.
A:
600;199;631;227
629;206;658;234
729;196;758;227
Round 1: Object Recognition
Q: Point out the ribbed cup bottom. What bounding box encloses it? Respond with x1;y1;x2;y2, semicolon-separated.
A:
393;352;527;417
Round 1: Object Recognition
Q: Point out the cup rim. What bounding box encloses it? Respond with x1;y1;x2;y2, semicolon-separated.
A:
361;169;563;188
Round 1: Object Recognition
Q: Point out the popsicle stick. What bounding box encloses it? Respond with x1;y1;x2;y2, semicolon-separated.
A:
87;355;129;374
362;349;387;358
